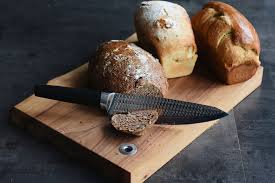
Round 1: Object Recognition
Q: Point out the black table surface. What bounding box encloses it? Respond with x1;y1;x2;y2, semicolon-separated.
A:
0;0;274;182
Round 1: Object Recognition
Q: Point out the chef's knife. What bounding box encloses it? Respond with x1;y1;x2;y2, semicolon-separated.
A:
34;85;228;124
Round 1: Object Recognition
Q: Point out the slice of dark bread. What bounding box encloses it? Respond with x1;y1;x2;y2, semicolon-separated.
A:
111;110;159;136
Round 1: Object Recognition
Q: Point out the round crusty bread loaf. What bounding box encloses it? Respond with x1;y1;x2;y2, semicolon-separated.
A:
88;40;168;97
192;2;261;84
135;1;198;78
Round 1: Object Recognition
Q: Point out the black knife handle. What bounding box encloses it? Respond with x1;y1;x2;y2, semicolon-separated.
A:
34;85;101;107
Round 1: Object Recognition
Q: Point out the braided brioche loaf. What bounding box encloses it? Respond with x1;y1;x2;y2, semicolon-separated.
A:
192;1;261;84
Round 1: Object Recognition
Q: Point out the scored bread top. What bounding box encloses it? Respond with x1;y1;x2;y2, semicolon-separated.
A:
135;1;188;41
89;40;168;96
135;1;197;55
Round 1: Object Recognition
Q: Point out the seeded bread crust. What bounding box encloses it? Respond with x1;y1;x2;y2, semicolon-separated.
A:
88;40;168;97
111;110;159;136
191;1;261;84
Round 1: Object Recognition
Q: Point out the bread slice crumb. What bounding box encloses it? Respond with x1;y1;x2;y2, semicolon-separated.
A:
111;110;158;136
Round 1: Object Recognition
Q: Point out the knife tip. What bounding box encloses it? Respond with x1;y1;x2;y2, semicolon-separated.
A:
220;111;229;118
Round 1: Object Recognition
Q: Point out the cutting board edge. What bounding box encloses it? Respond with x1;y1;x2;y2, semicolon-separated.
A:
131;121;219;183
9;107;132;183
9;106;218;183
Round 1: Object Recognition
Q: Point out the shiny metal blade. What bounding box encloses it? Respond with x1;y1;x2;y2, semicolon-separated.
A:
107;93;228;124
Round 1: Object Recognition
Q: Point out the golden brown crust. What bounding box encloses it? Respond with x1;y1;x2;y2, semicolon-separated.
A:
88;40;168;96
204;1;260;53
226;63;258;84
192;1;261;84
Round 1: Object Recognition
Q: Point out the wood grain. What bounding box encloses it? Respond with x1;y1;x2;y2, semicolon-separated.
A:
9;34;263;183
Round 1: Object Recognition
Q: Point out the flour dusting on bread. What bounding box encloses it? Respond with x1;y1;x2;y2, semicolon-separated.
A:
89;40;168;96
135;1;198;78
137;1;182;41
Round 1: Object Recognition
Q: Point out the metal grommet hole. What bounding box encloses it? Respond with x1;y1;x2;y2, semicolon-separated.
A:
119;143;137;155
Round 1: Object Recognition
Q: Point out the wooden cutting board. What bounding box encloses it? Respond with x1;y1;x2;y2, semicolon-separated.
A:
9;34;263;183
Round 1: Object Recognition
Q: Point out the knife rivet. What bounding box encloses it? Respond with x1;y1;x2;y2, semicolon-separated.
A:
119;143;137;155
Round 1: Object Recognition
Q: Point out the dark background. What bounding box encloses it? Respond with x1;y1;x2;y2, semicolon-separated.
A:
0;0;274;182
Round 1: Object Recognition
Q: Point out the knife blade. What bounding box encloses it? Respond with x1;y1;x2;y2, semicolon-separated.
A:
34;85;228;124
